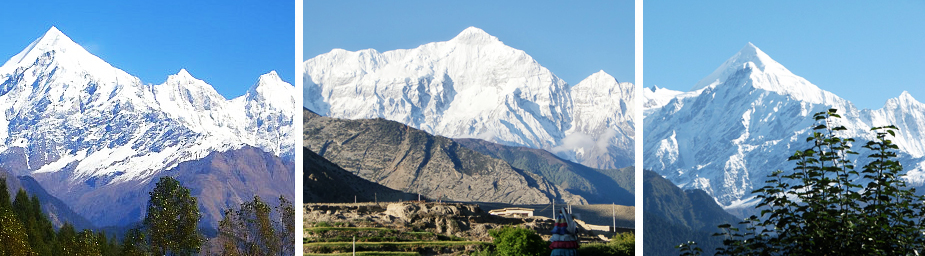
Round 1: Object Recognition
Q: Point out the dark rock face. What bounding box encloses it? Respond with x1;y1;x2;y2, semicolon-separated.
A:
303;109;585;205
304;147;415;203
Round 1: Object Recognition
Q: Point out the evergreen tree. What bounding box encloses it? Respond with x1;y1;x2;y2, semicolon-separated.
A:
0;205;34;256
28;195;55;256
54;223;78;256
71;230;101;256
143;176;202;256
0;178;34;256
11;190;53;255
120;226;149;256
0;177;11;209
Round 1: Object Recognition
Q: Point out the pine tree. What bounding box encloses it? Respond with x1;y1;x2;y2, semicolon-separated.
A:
120;226;149;256
0;177;11;209
54;223;78;256
0;205;34;256
0;178;34;256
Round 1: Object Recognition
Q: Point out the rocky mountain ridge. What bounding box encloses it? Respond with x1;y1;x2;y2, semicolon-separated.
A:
303;108;585;205
304;26;633;169
0;27;295;228
644;43;925;210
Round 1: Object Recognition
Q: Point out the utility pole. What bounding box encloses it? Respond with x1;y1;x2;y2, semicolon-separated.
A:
375;192;377;204
612;203;616;234
353;235;356;256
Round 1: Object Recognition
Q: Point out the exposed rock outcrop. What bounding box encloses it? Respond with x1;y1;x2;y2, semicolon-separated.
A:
303;109;585;205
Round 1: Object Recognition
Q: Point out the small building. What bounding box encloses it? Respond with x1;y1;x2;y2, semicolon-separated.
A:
489;207;535;218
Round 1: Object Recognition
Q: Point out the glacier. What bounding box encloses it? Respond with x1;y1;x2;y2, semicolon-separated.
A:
304;26;634;169
644;43;925;212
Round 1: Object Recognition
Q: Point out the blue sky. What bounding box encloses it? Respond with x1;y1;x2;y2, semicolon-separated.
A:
646;1;925;110
305;0;635;85
0;1;294;99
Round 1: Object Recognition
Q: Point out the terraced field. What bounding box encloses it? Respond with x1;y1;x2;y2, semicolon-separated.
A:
303;224;489;255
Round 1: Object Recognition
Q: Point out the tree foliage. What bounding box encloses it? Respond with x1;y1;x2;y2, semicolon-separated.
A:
12;190;55;255
120;226;149;256
487;225;550;256
0;199;34;256
213;195;294;256
144;176;202;256
0;177;128;256
700;109;925;255
578;232;635;256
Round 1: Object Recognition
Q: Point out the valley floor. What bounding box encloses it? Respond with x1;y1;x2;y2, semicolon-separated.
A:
302;201;634;255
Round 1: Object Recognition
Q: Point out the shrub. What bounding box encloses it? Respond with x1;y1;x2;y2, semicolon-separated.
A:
487;226;549;256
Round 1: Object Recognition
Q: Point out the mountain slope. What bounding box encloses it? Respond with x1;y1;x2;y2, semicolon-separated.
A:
557;71;635;168
0;27;295;228
643;170;738;256
644;43;925;209
454;138;634;206
304;147;415;203
1;168;93;230
169;146;294;232
304;26;633;169
303;108;585;205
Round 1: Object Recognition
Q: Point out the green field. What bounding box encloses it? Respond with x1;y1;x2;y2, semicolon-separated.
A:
305;252;421;256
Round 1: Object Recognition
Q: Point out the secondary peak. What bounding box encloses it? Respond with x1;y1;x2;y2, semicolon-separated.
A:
451;26;499;44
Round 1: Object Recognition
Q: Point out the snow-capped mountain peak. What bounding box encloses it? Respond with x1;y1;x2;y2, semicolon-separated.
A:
889;91;919;107
642;85;684;111
3;26;74;67
305;27;634;169
690;43;842;105
167;68;197;83
581;70;618;84
645;43;925;213
0;27;293;194
450;26;500;45
1;27;121;76
692;42;790;91
162;69;219;94
559;70;635;168
248;70;295;111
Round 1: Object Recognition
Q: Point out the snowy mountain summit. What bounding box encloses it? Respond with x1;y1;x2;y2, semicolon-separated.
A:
0;27;294;215
304;26;634;169
644;43;925;211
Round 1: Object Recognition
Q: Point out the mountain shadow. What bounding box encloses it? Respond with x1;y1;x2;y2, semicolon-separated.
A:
643;170;740;256
455;138;633;206
1;168;93;230
304;147;417;203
